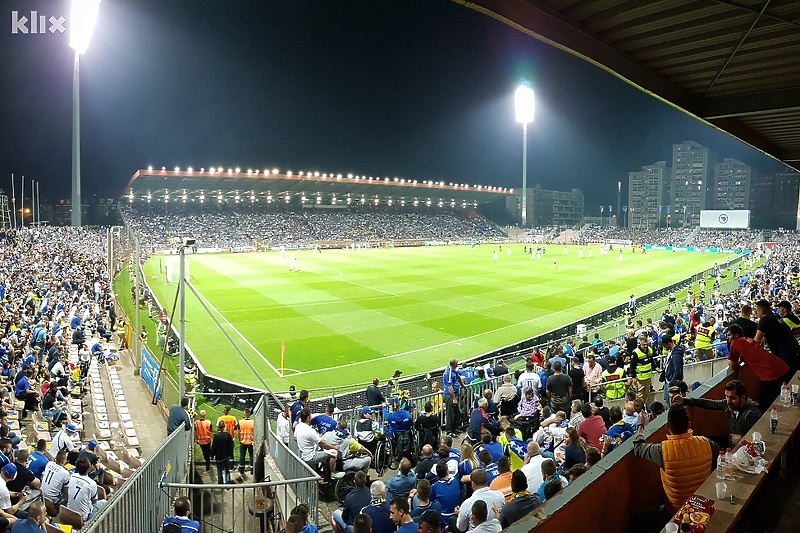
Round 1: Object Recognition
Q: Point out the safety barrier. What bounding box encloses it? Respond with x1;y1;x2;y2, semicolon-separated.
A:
83;425;192;533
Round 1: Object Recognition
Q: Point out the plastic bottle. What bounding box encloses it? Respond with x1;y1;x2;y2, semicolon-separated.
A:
724;447;734;478
781;383;790;407
770;406;778;435
716;450;726;480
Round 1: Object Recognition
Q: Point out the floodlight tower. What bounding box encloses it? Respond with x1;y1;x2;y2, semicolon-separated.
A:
70;0;101;226
515;82;535;227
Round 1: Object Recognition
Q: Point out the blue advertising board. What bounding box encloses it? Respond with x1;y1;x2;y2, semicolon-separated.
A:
141;347;162;400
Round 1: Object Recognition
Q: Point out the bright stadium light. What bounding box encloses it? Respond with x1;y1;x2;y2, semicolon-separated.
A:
147;165;153;171
515;81;535;228
70;0;101;226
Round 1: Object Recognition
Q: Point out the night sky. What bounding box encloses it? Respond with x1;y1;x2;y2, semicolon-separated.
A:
0;0;791;211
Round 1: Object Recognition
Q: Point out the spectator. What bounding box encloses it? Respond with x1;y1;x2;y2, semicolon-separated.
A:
386;458;416;501
333;471;370;533
468;500;501;533
365;378;385;407
409;479;441;519
360;481;393;533
66;458;107;522
498;470;542;528
161;495;201;533
600;406;635;457
167;398;192;435
388;496;416;533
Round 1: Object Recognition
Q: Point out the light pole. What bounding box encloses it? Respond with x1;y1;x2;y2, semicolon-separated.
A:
515;83;535;227
70;0;102;227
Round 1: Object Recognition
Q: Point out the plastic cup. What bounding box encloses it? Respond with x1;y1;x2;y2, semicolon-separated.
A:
792;384;799;394
752;431;761;442
716;482;727;500
665;522;679;533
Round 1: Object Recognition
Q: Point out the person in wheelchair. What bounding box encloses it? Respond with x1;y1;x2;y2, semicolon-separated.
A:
382;398;413;462
322;421;373;475
467;397;500;443
355;406;380;456
513;387;541;440
414;401;441;451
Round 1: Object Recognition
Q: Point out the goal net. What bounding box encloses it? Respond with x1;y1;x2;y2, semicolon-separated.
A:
165;256;190;284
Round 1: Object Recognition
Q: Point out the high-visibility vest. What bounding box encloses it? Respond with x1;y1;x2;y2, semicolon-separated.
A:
694;325;713;349
194;419;212;445
602;367;626;399
238;418;254;446
218;415;237;438
633;348;653;382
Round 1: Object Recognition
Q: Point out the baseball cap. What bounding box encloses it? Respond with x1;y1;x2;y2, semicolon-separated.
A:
2;463;17;480
87;440;97;451
66;423;77;433
360;406;371;415
417;510;440;528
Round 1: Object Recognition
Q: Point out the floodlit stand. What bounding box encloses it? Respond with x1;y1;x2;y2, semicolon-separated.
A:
0;191;11;231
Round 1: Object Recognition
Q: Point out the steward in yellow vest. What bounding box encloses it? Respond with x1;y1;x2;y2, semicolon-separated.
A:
633;406;719;515
601;358;627;400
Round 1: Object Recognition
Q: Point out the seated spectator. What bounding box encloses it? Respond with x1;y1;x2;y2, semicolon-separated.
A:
455;468;505;532
27;440;50;480
488;457;513;503
416;510;441;533
578;403;605;450
290;504;319;533
13;368;38;419
409;479;441;520
535;459;568;501
360;481;393;533
557;428;587;472
40;451;70;507
478;450;498;485
161;495;201;533
520;442;545;494
430;461;460;527
633;405;719;515
499;470;542;528
386;458;416;500
66;458;107;521
333;471;371;533
414;402;440;451
468;500;501;533
543;479;563;501
568;464;587;482
475;431;503;463
415;445;437;480
389;496;416;533
6;448;41;506
600;406;635;457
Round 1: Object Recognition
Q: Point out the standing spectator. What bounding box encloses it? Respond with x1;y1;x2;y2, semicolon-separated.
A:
210;420;233;485
546;362;571;414
167;398;192;436
277;404;292;445
730;304;757;339
194;410;213;471
583;353;603;397
726;324;790;412
237;408;254;474
754;299;800;372
568;358;587;402
660;335;685;403
443;359;463;438
365;378;385;407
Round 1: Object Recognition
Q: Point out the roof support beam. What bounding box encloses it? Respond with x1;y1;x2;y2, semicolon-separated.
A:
702;87;800;119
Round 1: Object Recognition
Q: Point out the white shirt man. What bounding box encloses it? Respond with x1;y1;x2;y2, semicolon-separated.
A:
520;443;546;494
456;470;505;531
40;456;71;503
277;409;291;445
66;460;105;521
294;419;326;462
516;369;541;395
52;425;79;455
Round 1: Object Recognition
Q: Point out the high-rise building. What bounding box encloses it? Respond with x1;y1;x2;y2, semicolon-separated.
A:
508;185;584;226
671;141;713;227
750;172;800;229
714;158;751;210
628;161;670;229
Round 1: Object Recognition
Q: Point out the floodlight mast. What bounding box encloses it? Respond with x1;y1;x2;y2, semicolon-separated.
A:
70;0;101;226
515;84;535;227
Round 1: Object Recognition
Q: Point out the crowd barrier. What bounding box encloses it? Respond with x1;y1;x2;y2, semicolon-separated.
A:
83;424;192;533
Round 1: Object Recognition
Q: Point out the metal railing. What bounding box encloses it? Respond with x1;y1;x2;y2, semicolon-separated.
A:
83;425;192;533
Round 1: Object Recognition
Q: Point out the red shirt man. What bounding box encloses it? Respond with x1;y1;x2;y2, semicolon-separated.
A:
727;324;789;381
578;403;607;450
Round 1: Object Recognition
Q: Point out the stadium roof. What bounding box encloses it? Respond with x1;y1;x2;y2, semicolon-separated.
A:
457;0;800;173
122;168;515;205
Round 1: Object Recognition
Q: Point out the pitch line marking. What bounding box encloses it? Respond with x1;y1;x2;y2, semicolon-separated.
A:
292;257;730;376
190;286;284;377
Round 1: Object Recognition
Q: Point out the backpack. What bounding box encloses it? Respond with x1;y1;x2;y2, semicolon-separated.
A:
394;431;413;462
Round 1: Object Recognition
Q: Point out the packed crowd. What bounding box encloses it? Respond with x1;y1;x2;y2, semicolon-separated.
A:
122;207;507;250
281;233;800;533
573;226;763;249
0;226;127;530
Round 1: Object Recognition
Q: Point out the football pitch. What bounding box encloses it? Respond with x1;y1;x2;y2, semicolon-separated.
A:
142;245;733;391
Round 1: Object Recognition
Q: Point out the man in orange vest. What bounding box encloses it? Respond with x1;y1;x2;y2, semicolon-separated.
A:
217;406;237;462
238;408;255;474
632;405;719;515
194;410;213;471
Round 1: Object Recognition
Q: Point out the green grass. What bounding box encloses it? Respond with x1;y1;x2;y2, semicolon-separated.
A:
139;245;735;391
